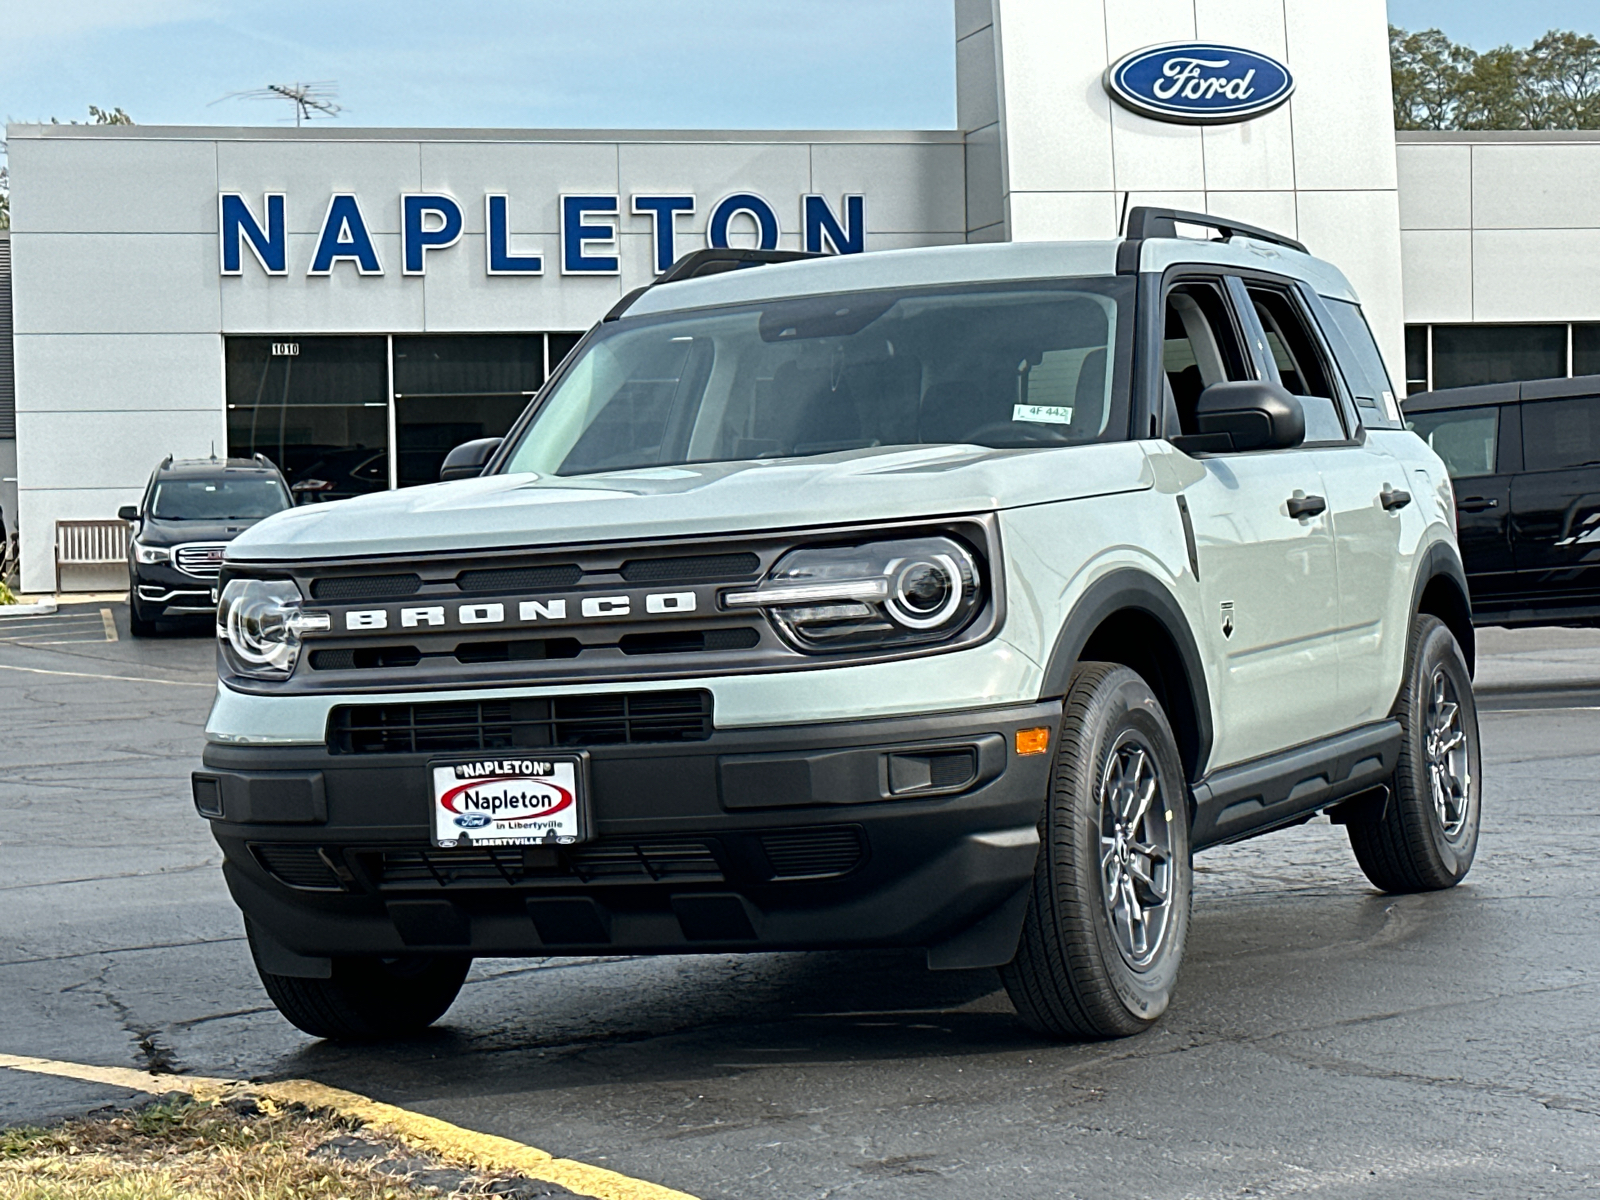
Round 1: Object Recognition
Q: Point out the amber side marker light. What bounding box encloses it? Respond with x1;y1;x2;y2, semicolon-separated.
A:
1015;727;1051;756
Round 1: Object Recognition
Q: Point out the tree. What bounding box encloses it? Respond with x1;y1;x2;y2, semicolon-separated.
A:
0;106;132;230
1392;25;1600;131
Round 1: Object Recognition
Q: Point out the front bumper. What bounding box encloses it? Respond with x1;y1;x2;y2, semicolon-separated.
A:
197;700;1060;971
132;562;216;616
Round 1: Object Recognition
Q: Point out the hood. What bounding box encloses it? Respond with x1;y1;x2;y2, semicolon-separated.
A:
136;514;273;548
226;443;1154;563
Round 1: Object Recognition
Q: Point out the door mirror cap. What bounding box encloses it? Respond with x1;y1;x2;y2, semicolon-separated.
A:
1193;381;1305;452
117;505;140;522
439;437;503;482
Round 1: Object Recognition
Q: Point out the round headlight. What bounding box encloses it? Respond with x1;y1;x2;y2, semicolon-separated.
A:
887;555;963;629
216;578;326;679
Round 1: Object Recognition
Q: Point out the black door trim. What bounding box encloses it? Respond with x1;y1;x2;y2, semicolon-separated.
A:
1190;719;1402;850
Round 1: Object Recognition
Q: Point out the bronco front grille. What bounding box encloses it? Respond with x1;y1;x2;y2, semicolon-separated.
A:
374;840;725;888
327;690;713;754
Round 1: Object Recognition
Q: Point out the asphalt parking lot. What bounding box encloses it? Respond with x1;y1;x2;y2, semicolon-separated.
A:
1;602;1597;1199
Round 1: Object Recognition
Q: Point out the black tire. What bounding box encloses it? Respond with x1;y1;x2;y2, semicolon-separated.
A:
1000;662;1192;1039
128;603;159;637
251;938;471;1041
1347;614;1481;893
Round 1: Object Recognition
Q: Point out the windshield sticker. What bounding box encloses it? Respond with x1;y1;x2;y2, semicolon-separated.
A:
1013;404;1073;426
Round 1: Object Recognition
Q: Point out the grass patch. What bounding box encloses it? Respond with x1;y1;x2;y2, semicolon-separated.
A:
0;1095;571;1199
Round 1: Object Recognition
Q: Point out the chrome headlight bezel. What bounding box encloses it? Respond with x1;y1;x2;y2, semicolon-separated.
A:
216;576;330;680
725;535;986;653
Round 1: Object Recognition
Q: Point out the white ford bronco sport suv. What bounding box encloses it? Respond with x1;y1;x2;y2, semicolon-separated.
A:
196;209;1481;1042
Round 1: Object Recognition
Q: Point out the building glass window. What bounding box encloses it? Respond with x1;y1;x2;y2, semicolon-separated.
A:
393;335;545;488
1404;406;1499;478
1574;324;1600;379
1405;325;1429;396
225;337;389;502
1430;324;1567;391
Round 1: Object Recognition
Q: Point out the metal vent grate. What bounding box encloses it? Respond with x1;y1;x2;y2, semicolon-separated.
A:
376;839;723;888
328;690;713;754
758;827;866;879
456;564;583;593
310;574;422;601
251;844;343;891
620;552;761;583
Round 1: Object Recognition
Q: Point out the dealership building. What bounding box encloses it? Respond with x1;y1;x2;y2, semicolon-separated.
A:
3;0;1600;593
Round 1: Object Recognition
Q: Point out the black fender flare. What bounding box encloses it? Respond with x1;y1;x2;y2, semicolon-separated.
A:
1038;568;1213;780
1409;538;1475;676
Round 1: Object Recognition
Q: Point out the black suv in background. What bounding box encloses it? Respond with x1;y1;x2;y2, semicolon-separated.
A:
120;456;293;636
1405;374;1600;627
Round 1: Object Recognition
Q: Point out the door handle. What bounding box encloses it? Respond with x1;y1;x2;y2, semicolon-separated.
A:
1287;494;1327;519
1456;496;1499;513
1380;486;1412;511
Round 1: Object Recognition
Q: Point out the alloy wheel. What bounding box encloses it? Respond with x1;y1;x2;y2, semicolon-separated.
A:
1097;734;1175;970
1425;666;1472;839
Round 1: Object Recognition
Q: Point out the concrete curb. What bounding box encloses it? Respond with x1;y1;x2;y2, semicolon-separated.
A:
0;600;59;617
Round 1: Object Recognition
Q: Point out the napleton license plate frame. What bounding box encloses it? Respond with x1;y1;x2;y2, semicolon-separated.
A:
428;753;592;849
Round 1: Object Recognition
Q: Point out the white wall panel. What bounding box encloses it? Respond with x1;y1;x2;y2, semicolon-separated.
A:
419;233;623;333
16;484;161;592
615;143;812;240
1201;112;1297;193
1202;191;1297;238
1472;229;1600;323
1109;110;1207;194
11;233;221;335
1397;144;1472;230
13;334;222;413
1399;230;1474;323
1007;191;1121;241
991;0;1115;192
1297;189;1405;383
9;138;218;234
1472;144;1600;230
1283;0;1397;192
420;142;620;235
16;408;225;494
219;234;423;333
215;140;422;234
809;143;967;233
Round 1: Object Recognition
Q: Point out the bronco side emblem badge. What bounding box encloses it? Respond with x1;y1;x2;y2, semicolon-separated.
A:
1221;601;1235;639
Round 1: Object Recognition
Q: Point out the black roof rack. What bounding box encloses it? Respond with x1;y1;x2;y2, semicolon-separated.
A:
1120;206;1308;267
604;247;823;322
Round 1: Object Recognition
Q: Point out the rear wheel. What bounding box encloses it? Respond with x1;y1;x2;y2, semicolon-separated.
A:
251;939;470;1041
1001;663;1192;1039
1347;614;1481;892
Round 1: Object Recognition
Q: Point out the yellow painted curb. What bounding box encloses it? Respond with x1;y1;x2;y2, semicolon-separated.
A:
0;1053;699;1200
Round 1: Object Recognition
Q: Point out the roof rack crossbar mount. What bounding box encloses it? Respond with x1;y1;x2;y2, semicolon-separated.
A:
1123;206;1308;255
603;247;823;321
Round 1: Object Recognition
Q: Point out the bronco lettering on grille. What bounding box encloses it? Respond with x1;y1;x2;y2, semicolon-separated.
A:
336;589;704;634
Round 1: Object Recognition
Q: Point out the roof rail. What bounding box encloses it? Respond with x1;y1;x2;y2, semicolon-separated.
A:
604;247;823;322
1122;206;1308;255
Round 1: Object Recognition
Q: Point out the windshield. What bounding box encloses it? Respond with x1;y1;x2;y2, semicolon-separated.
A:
150;477;291;521
501;279;1133;477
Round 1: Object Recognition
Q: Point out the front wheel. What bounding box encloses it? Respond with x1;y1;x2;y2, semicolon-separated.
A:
1000;663;1192;1039
1347;614;1481;892
252;937;470;1041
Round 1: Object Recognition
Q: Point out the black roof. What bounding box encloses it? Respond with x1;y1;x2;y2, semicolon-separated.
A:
1404;373;1600;413
155;454;284;478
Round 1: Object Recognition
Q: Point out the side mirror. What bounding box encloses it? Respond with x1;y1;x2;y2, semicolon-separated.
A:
440;437;503;482
1192;381;1305;452
117;505;140;522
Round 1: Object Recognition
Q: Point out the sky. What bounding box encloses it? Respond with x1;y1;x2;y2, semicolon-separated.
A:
2;2;1594;140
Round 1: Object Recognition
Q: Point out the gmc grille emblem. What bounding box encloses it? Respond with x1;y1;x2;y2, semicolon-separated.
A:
340;590;699;632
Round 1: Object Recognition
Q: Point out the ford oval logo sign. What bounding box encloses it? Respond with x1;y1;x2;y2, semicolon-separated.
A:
1104;43;1295;125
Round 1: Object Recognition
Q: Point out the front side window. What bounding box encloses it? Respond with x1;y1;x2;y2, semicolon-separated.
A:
1405;407;1499;478
500;281;1133;477
1320;298;1402;429
151;478;292;521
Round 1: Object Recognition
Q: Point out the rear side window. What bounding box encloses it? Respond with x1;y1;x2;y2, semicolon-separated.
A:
1522;395;1600;473
1245;286;1348;443
1405;407;1499;478
1320;298;1402;429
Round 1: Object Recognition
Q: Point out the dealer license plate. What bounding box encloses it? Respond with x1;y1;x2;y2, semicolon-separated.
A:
430;755;588;848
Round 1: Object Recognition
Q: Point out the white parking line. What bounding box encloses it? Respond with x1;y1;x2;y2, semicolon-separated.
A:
0;662;212;688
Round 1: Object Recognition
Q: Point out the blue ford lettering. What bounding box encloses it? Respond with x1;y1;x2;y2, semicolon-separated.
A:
1104;43;1295;125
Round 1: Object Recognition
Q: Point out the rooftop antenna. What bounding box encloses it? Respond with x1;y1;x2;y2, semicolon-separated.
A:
209;82;342;127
